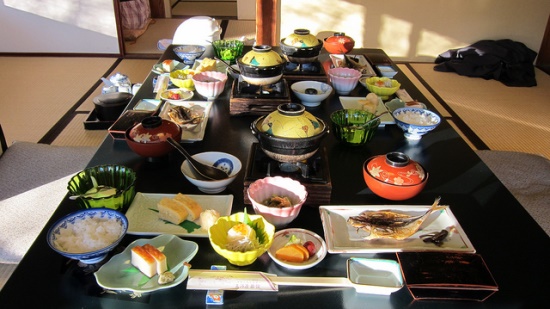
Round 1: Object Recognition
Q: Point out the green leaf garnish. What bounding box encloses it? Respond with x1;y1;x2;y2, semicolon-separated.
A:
242;207;266;244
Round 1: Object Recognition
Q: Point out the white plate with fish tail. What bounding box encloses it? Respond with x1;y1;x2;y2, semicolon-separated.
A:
319;205;475;254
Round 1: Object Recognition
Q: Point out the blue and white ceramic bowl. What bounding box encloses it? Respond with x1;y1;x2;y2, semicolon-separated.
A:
47;209;128;264
180;151;242;194
392;107;441;140
173;45;206;64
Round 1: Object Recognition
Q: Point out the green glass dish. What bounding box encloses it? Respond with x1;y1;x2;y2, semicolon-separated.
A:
67;165;137;211
330;109;381;146
212;40;244;64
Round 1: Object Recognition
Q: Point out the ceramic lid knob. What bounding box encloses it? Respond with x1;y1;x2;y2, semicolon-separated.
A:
366;152;426;185
129;116;181;143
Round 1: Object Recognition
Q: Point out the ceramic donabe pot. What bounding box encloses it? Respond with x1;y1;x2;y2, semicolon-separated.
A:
237;45;285;86
280;29;323;63
250;103;328;163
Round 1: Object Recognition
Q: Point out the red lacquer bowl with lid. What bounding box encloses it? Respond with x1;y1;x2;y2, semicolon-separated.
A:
125;116;182;157
363;152;428;200
323;32;355;54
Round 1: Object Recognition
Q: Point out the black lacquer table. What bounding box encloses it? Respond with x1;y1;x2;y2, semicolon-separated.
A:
1;47;549;308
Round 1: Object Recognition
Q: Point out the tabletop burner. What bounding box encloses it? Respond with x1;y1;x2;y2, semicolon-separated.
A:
282;60;328;83
284;61;323;74
243;143;332;206
229;79;291;116
234;76;289;98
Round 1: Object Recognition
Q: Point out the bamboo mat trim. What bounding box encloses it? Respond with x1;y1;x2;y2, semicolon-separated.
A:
406;63;550;159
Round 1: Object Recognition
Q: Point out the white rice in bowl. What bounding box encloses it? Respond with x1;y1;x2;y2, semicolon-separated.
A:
54;217;123;253
395;110;439;126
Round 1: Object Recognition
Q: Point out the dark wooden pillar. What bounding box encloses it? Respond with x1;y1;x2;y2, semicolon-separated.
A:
256;0;278;46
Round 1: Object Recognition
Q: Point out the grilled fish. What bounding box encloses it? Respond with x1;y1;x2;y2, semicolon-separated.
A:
347;197;446;240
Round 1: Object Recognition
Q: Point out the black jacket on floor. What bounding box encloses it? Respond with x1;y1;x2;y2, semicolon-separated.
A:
434;39;538;87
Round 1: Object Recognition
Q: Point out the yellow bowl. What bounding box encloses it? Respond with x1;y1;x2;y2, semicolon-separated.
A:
169;69;195;90
209;212;275;266
362;77;401;100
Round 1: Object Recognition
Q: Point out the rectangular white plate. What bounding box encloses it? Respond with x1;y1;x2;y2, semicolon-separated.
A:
339;97;395;126
158;100;213;142
125;192;233;237
319;205;475;253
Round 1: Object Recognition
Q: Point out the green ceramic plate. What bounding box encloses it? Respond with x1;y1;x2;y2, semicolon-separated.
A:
94;234;198;293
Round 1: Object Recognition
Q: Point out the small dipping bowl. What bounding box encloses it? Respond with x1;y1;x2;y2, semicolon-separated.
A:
347;257;404;295
180;151;242;194
290;81;333;107
330;109;381;146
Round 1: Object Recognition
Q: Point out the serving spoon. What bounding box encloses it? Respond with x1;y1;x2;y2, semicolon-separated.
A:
166;137;228;181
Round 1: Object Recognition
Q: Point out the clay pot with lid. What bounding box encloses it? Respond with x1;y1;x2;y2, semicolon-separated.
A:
280;29;323;63
250;103;328;162
125;116;182;157
363;152;428;200
324;32;355;54
237;45;286;85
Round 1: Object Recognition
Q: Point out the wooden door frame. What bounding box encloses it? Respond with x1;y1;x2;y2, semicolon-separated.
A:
256;0;278;46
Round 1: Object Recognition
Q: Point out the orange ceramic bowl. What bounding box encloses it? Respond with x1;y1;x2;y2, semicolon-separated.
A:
362;156;428;200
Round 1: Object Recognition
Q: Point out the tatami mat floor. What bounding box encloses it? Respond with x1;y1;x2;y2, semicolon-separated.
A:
401;63;550;159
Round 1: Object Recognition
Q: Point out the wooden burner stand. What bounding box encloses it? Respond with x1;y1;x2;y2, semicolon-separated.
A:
243;143;332;207
229;79;291;116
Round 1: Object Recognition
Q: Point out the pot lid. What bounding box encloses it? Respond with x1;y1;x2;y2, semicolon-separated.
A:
258;103;323;138
283;29;320;47
93;92;133;107
129;116;181;143
325;32;355;43
240;45;284;67
366;152;426;185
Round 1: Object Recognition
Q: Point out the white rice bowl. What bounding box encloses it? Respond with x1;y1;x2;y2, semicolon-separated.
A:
47;209;128;264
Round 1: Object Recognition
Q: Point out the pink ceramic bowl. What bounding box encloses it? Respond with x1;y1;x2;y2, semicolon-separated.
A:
247;176;308;228
192;71;228;100
327;67;361;95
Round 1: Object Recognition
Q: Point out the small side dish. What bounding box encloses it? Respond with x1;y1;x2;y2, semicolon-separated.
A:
209;211;275;266
94;234;198;292
268;228;327;270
